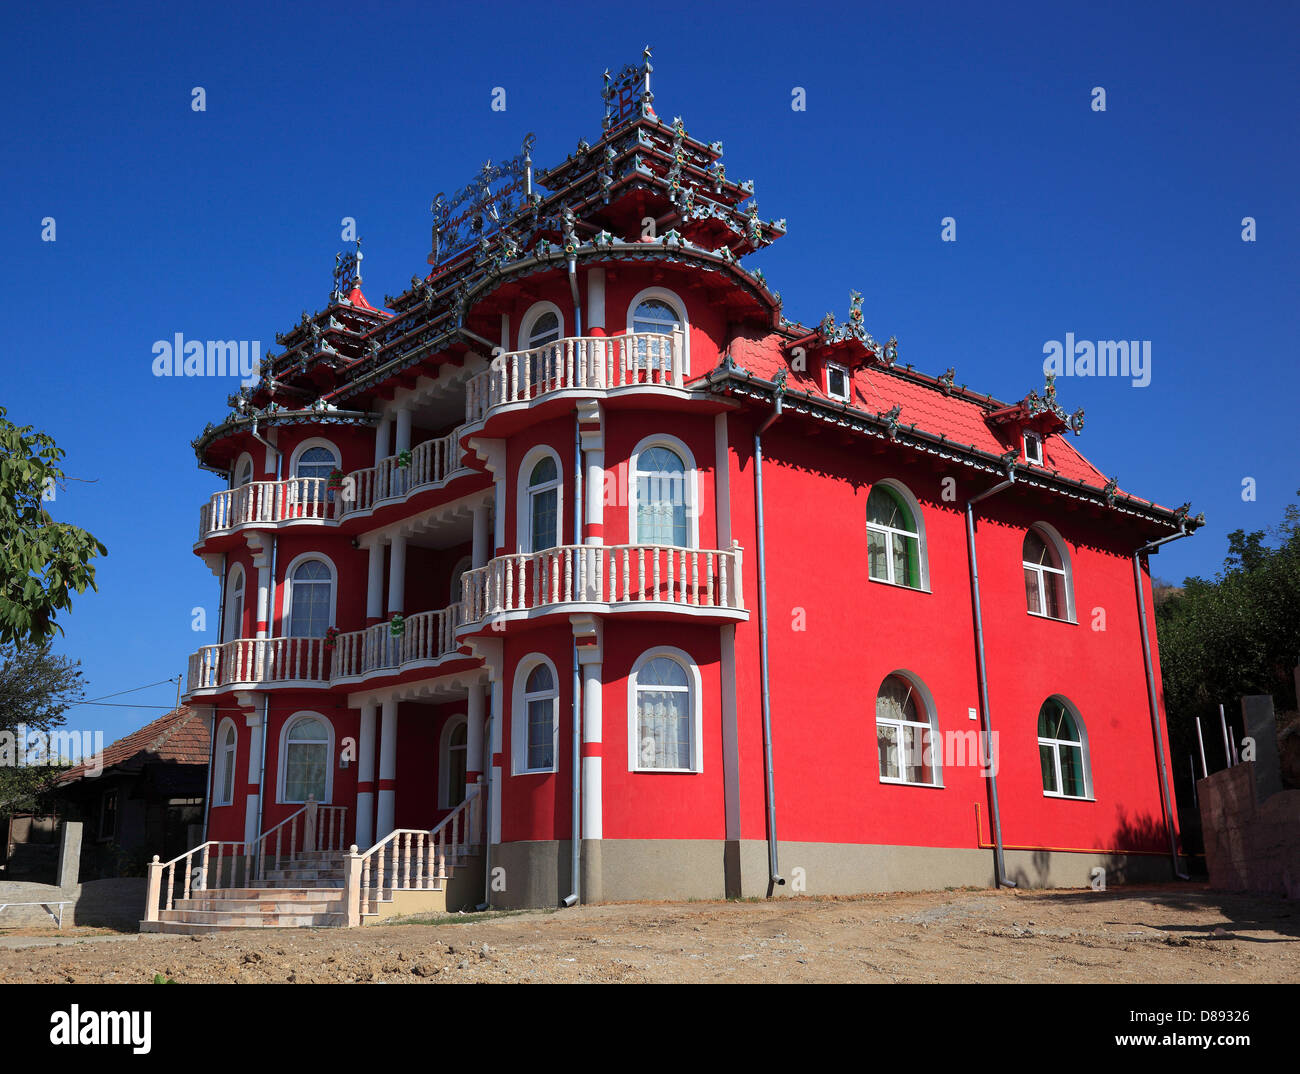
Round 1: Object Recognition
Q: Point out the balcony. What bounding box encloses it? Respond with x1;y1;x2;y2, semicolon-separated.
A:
336;429;472;519
464;332;685;428
459;543;746;631
198;478;335;542
329;607;463;684
187;637;331;694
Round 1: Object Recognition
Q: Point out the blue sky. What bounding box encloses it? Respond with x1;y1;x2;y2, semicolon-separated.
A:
3;1;1296;746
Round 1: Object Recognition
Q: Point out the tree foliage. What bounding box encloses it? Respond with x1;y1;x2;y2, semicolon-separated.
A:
0;407;107;646
0;644;84;811
1156;491;1300;761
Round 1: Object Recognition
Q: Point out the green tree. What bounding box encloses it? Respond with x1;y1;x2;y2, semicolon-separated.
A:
0;644;84;811
0;407;107;646
1156;490;1300;765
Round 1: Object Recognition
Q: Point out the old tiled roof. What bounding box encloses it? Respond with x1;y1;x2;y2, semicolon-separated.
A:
56;706;209;785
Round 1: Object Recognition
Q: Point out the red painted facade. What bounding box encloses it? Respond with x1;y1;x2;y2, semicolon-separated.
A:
183;62;1197;902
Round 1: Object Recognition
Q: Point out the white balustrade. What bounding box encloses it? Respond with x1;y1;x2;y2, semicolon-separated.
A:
328;607;461;682
460;542;744;624
186;636;330;693
198;477;333;539
338;428;467;517
465;331;684;424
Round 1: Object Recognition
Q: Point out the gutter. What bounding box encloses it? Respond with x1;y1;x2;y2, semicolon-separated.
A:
754;389;786;894
965;474;1017;888
1133;527;1193;880
564;408;583;907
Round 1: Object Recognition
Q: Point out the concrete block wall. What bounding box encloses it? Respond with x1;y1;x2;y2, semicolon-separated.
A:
1197;761;1300;898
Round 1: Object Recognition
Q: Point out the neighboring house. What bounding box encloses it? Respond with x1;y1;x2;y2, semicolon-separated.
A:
54;707;209;879
175;55;1202;911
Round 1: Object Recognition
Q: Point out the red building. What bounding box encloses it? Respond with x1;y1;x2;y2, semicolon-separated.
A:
176;57;1201;915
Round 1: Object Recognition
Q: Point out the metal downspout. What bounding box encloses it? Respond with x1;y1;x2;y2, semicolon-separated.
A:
1133;528;1192;880
564;407;583;907
253;446;281;860
754;395;785;894
965;476;1017;888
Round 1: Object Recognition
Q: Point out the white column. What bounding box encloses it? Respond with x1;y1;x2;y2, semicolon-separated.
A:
355;703;377;849
395;407;412;455
581;661;602;839
587;267;606;333
375;414;392;461
584;448;605;545
489;680;503;845
472;503;490;568
493;479;506;553
387;534;407;615
466;684;485;798
366;541;385;621
376;699;399;839
244;708;264;848
255;564;271;639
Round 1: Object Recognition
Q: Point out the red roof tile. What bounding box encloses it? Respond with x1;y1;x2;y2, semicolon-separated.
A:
56;706;209;784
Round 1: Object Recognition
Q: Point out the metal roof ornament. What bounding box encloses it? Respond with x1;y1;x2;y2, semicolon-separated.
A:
938;368;955;395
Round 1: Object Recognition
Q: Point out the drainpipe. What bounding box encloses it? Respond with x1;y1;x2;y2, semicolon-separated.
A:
200;706;217;844
478;692;494;911
754;394;785;894
461;327;499;353
250;418;280;463
965;474;1017;888
1133;527;1192;880
568;259;583;338
564;410;583;907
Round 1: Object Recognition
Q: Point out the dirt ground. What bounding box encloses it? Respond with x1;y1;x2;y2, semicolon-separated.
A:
0;884;1296;984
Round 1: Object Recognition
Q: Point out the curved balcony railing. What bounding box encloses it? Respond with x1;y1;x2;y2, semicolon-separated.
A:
460;542;744;626
329;607;461;681
186;637;330;693
337;429;469;517
198;478;333;540
465;332;684;424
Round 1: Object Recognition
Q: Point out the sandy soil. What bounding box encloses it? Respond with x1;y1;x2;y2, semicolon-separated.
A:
0;884;1296;984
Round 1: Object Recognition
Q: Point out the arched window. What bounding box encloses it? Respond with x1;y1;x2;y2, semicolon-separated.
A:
628;289;687;376
450;556;473;607
213;719;237;806
875;673;940;786
522;452;561;552
233;454;254;488
520;304;563;393
527;310;561;349
290;440;339;506
514;658;558;774
279;714;332;804
866;483;924;589
1038;698;1091;799
633;444;691;546
224;565;245;642
630;652;699;771
285;557;334;638
1023;527;1070;621
440;716;468;808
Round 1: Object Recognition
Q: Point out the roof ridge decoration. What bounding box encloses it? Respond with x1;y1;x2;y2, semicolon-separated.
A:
331;237;364;302
603;47;655;133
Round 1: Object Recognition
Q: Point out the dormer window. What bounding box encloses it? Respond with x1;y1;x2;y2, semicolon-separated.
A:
826;362;850;402
1023;432;1043;465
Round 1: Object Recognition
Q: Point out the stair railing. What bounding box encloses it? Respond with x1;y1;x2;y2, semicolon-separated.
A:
143;840;253;922
347;779;483;923
254;798;350;881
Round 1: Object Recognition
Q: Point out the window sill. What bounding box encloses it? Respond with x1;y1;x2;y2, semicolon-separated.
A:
1026;611;1076;625
631;767;701;775
1042;792;1095;802
879;777;944;789
867;576;931;595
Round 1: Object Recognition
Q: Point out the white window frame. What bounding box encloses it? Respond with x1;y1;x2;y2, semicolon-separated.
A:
213;717;238;806
864;479;930;591
1037;697;1093;800
1023;522;1076;623
439;713;469;808
277;711;334;805
286;437;340;508
825;361;850;402
512;655;559;775
626;286;689;375
518;301;566;351
1023;431;1043;465
515;446;564;553
874;671;943;788
449;555;473;607
224;563;246;643
628;434;699;548
232;452;255;488
280;552;337;638
627;646;704;774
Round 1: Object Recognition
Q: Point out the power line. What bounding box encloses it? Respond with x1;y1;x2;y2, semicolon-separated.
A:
66;676;181;710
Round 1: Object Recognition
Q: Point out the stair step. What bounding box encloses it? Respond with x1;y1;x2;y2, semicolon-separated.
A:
140;920;342;935
175;897;345;913
174;887;339;900
158;909;347;926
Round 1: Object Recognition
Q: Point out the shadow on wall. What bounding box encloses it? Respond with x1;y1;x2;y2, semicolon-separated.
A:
999;809;1173;890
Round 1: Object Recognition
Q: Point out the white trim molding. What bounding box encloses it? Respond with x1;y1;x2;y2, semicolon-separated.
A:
518;300;566;350
627;645;703;774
